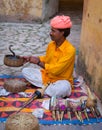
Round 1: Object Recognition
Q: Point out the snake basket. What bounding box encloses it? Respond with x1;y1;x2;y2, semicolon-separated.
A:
4;55;24;67
5;113;39;130
3;79;27;93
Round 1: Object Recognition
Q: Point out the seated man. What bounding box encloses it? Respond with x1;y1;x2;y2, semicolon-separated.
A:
22;15;76;97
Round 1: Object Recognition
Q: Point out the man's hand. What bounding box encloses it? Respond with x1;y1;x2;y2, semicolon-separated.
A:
21;56;45;68
21;56;30;64
29;56;45;68
29;56;40;64
21;56;40;64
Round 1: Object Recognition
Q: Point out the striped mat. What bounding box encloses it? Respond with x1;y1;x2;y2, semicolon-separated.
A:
0;74;102;125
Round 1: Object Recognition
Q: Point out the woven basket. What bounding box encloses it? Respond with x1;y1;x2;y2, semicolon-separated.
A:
5;113;39;130
4;55;24;67
4;79;27;93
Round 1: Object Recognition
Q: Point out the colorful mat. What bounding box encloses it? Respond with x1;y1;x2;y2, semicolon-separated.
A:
0;74;102;125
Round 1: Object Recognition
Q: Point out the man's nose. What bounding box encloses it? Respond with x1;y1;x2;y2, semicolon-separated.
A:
50;31;53;35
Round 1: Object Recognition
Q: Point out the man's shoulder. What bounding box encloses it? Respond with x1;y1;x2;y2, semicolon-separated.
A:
48;41;55;46
65;40;76;51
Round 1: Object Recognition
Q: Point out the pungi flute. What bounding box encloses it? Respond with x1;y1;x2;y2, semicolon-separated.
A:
16;83;49;113
90;107;98;120
58;99;66;121
80;100;89;121
50;96;57;120
73;108;81;122
83;109;89;121
76;106;83;122
66;100;71;120
56;99;60;121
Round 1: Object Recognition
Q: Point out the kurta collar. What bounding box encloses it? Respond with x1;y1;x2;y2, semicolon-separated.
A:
58;39;67;51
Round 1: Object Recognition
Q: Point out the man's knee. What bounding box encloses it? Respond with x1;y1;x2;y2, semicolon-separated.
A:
55;80;71;96
45;80;71;97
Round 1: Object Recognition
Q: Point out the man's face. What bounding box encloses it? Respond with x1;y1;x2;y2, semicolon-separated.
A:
50;27;64;42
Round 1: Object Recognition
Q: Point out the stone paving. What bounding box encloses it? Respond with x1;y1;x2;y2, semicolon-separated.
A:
0;10;82;76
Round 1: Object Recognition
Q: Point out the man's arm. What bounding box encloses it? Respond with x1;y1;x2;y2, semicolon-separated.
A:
29;56;45;69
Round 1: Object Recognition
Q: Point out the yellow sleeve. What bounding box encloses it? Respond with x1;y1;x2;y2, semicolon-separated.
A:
45;49;76;76
39;42;51;62
39;55;46;62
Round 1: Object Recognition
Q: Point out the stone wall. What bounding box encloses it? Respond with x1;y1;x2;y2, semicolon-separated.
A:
42;0;59;20
77;0;102;101
0;0;58;22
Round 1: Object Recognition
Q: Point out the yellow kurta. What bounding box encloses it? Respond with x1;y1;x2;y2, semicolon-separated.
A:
39;39;76;86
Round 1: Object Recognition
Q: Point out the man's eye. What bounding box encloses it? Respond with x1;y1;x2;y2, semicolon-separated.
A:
52;30;55;32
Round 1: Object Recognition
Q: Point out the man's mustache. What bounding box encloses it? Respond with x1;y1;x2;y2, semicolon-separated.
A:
50;34;53;38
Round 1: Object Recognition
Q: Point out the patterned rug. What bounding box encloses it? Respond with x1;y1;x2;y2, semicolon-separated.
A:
0;74;102;125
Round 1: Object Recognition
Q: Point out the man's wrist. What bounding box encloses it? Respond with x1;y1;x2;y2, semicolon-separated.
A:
37;60;40;65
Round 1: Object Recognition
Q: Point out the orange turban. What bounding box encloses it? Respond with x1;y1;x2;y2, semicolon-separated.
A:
50;15;72;29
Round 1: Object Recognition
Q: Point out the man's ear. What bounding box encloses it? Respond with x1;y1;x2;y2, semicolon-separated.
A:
61;31;64;36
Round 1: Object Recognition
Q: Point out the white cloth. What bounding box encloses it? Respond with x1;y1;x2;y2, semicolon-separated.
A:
45;80;71;97
22;67;43;87
22;67;71;97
